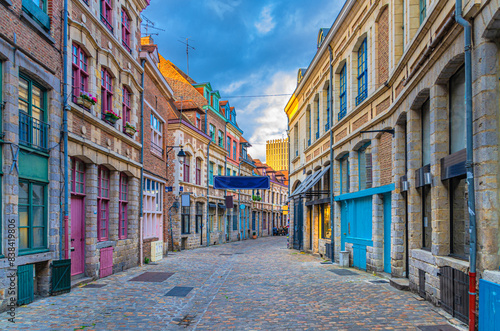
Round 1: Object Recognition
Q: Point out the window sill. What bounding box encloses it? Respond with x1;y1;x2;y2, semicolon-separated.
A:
18;248;50;256
96;240;115;249
20;11;54;44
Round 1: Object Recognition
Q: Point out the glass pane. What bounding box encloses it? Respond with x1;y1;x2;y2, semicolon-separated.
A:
33;206;45;226
450;67;466;154
19;206;29;227
19;99;29;113
421;100;431;166
33;184;45;205
19;182;29;205
19;78;29;100
423;186;432;249
33;227;45;248
32;85;42;108
451;177;470;258
19;228;29;249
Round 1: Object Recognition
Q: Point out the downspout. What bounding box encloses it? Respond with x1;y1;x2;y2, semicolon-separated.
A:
455;1;477;329
224;121;228;240
238;162;241;239
62;0;69;260
139;58;146;265
328;45;335;261
206;140;211;247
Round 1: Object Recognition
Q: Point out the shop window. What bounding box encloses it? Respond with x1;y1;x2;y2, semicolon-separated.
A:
218;208;224;231
195;202;203;234
97;167;110;241
143;178;162;239
101;68;113;119
19;180;47;253
421;99;430;166
71;158;85;194
119;173;128;239
421;185;432;250
100;0;113;32
356;38;368;106
72;44;89;105
340;155;350;194
321;204;331;239
181;206;190;234
339;64;347;120
121;9;131;53
449;177;469;259
208;207;215;232
358;143;373;190
449;66;466;154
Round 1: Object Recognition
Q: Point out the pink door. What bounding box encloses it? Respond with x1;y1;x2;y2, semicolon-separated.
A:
71;197;85;276
100;247;113;278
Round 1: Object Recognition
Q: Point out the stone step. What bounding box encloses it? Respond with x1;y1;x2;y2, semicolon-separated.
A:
390;277;410;291
71;276;93;289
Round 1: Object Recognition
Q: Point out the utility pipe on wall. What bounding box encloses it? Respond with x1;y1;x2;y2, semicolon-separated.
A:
455;1;477;330
328;45;335;261
206;140;211;247
139;58;146;266
62;0;69;261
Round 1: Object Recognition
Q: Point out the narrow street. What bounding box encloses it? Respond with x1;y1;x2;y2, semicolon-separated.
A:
1;237;458;330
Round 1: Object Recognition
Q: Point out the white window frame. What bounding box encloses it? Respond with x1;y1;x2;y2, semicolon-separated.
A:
143;175;164;239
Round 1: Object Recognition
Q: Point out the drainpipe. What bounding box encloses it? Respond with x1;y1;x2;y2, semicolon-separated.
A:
328;45;335;261
139;59;146;265
62;0;69;261
224;121;228;240
455;1;476;329
238;162;241;239
206;140;211;247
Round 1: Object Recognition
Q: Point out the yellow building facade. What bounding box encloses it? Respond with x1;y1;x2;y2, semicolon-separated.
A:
266;138;289;171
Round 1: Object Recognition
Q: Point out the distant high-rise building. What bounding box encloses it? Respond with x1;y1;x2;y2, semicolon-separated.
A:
266;138;289;171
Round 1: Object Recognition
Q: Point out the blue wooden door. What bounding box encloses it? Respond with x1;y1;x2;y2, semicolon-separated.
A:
340;201;348;251
479;279;500;330
383;193;392;273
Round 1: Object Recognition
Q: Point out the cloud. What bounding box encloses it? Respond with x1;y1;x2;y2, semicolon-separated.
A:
206;0;242;19
254;5;276;35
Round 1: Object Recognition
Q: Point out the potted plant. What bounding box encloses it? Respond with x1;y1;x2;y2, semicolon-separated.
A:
77;91;97;109
252;231;257;239
104;110;121;125
124;122;137;137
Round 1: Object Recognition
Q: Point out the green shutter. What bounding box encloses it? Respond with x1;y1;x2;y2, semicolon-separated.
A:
19;152;48;182
17;264;34;305
22;0;50;31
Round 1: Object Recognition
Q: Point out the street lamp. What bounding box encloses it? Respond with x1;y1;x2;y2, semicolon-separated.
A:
166;145;186;163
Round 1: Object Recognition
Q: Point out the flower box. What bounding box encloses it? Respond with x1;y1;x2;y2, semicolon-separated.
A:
77;97;93;109
78;92;97;109
104;110;121;125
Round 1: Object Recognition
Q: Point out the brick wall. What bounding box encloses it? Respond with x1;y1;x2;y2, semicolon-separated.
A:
377;6;389;86
379;132;392;186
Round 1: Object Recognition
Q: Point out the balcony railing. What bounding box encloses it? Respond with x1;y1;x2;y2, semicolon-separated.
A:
325;122;330;131
355;88;368;106
101;15;114;33
122;41;132;54
338;108;347;121
19;110;49;152
151;141;164;156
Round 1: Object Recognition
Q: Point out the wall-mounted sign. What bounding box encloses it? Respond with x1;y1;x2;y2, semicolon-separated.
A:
165;186;173;192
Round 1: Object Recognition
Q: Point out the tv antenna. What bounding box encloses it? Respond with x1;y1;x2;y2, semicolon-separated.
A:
178;38;195;76
141;15;165;37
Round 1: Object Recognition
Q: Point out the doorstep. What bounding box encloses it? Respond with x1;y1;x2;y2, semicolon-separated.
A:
390;277;410;291
71;276;93;289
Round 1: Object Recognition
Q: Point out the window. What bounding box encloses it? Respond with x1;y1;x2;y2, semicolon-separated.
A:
196;202;203;234
209;124;215;141
183;156;190;182
307;108;311;146
315;96;320;138
100;0;113;32
233;209;238;231
71;158;85;194
101;68;113;118
358;143;372;190
121;9;131;53
340;155;350;194
208;206;215;233
294;123;299;156
233;170;236;177
339;64;347;120
321;204;331;239
422;185;431;250
196;113;201;130
218;165;223;176
226;136;231;151
97;167;110;241
449;177;469;259
218;130;223;147
72;44;89;104
196;158;201;185
419;0;426;24
449;67;466;154
209;162;214;185
233;141;237;160
122;86;131;124
325;83;330;131
421;99;430;166
181;206;190;234
356;38;368;106
19;181;47;253
19;75;48;151
143;178;162;239
226;168;231;176
150;113;163;156
22;0;50;30
119;174;128;239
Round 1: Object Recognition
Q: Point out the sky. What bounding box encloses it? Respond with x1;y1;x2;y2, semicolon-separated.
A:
143;0;345;162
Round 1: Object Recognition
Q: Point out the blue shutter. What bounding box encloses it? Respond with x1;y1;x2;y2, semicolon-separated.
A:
17;264;34;305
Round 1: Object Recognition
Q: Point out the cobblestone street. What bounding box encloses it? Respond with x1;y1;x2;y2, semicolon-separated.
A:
0;237;459;330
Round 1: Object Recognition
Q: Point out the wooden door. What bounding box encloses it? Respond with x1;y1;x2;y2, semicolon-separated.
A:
70;196;85;276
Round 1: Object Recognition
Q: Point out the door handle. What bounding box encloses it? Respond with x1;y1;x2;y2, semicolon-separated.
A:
343;233;346;235
71;238;75;242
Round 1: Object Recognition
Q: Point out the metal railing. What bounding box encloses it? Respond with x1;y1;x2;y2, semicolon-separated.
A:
338;108;347;121
100;15;114;33
355;88;367;106
19;110;49;152
122;41;132;54
151;141;164;156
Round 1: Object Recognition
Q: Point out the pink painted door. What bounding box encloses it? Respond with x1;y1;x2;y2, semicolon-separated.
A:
100;247;113;278
71;197;85;276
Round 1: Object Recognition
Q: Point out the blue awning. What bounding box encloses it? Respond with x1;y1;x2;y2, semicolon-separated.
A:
213;176;270;190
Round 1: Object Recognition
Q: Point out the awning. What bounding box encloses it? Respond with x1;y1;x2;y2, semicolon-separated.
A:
208;203;217;208
290;166;330;197
217;203;226;209
214;176;270;190
290;173;314;197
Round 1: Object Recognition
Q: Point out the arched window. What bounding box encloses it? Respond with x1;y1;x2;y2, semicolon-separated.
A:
72;44;89;105
98;166;110;241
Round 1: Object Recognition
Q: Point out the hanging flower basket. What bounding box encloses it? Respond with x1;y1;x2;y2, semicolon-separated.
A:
124;122;137;137
104;110;121;125
78;92;97;109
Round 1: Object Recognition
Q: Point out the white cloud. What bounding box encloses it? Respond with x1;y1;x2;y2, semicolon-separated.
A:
206;0;242;19
254;5;276;35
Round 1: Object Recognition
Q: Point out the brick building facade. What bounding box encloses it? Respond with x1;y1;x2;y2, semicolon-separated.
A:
286;0;500;324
